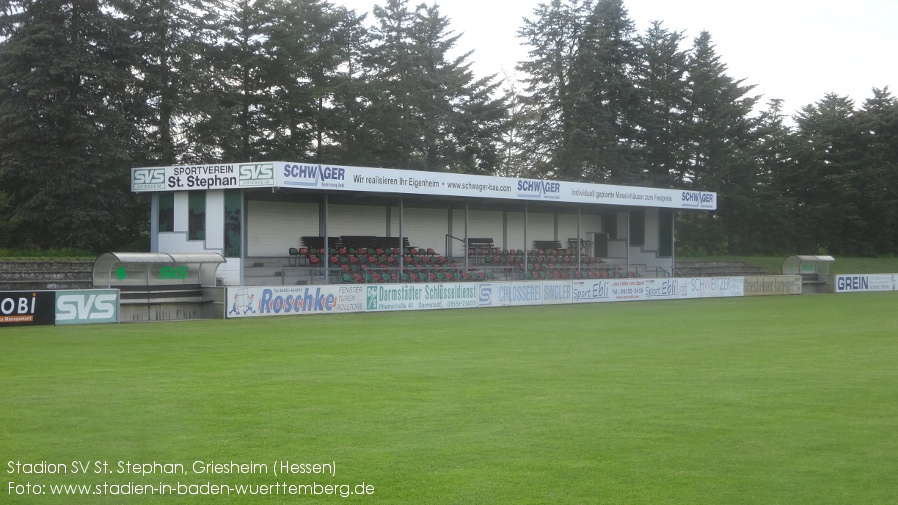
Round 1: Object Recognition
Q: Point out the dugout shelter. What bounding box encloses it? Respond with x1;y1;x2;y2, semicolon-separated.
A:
130;162;717;287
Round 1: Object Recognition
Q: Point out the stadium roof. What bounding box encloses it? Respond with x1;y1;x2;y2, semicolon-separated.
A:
131;162;717;211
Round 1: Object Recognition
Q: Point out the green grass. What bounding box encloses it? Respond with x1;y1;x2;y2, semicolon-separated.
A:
3;294;898;504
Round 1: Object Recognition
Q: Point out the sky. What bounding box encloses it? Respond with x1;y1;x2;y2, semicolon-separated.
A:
338;0;898;117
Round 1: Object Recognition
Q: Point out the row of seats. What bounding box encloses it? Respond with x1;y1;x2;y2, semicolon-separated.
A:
340;268;498;284
286;240;633;283
337;264;628;284
289;246;443;268
520;264;627;280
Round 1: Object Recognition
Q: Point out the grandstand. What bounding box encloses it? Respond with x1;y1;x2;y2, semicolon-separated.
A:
281;236;627;285
131;162;716;286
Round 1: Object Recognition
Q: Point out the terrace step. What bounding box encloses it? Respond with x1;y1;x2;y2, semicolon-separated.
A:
674;260;771;278
0;261;94;290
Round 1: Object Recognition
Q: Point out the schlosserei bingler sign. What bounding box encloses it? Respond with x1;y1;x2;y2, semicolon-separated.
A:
131;162;717;211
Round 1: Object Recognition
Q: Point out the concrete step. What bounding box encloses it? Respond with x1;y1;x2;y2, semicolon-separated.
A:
0;260;93;290
674;260;771;277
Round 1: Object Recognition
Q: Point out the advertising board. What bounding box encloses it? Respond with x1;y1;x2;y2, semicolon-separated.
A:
477;281;571;307
225;285;366;318
364;283;479;312
834;274;896;293
226;277;751;320
0;291;56;327
572;277;744;303
55;290;120;325
132;162;716;211
131;162;275;192
743;276;803;296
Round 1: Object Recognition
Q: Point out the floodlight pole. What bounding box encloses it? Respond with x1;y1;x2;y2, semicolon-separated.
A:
577;206;582;271
464;200;469;270
323;192;329;284
399;197;404;272
626;210;631;275
671;210;676;277
524;202;529;277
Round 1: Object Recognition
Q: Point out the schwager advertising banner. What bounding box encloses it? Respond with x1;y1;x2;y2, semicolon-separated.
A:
133;162;717;210
835;274;896;293
55;290;119;325
0;291;56;327
225;285;366;317
278;163;716;210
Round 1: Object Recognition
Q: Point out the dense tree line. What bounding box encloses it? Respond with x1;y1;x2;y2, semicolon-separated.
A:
0;0;895;256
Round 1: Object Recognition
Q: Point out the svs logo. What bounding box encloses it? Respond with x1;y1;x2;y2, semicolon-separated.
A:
159;266;189;280
56;292;118;324
132;168;166;190
239;163;275;186
478;284;492;305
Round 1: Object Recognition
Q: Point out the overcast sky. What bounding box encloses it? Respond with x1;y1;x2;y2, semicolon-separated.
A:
339;0;898;117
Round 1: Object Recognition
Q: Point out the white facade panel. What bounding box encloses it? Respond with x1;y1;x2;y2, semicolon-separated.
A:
506;212;525;251
402;206;449;255
205;189;225;250
217;258;242;286
247;200;319;256
643;208;659;251
173;192;189;232
556;213;581;248
327;203;387;236
527;212;555;250
158;232;219;253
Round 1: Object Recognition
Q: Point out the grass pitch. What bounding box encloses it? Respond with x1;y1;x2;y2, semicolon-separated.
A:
2;294;898;504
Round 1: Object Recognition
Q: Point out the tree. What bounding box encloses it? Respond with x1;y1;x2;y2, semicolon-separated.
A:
359;0;506;172
744;99;801;255
632;21;689;187
189;0;273;162
854;88;898;254
790;94;865;254
676;31;760;255
117;0;219;166
0;0;144;251
568;0;640;183
517;0;641;183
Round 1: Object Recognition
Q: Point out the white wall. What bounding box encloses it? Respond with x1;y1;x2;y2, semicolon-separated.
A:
205;189;225;250
328;203;388;236
399;206;449;254
246;200;319;256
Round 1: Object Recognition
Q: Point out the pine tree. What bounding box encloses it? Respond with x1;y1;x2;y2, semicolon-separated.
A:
0;0;144;250
360;0;506;172
517;0;640;183
854;88;898;254
516;0;590;179
791;94;865;254
677;31;760;254
632;21;689;187
117;0;219;165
